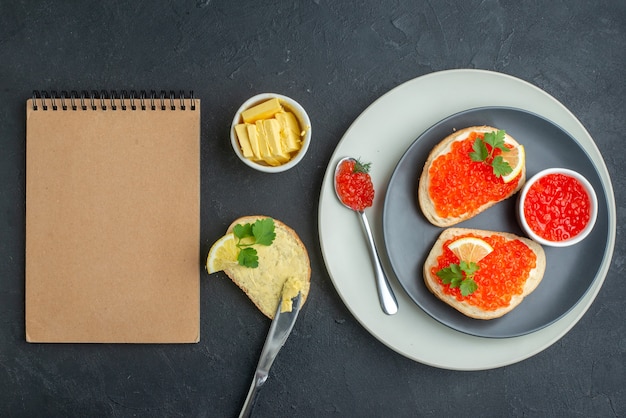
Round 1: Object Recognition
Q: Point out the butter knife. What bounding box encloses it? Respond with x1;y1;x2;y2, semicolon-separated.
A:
238;291;303;418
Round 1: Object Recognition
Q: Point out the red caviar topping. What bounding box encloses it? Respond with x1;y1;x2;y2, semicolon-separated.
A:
523;173;591;241
430;234;537;311
428;132;520;218
336;159;375;211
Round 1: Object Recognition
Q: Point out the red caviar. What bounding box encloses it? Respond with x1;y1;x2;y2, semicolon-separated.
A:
428;132;520;218
523;173;591;241
336;159;375;211
431;234;537;311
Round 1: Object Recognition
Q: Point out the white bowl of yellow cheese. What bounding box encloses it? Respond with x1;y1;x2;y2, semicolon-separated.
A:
231;93;311;173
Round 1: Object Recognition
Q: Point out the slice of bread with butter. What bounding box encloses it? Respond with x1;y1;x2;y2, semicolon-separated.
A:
220;215;311;318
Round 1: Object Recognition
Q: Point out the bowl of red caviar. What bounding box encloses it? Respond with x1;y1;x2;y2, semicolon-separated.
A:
517;168;598;247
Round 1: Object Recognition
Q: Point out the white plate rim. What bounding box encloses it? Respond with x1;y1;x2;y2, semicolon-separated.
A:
318;69;616;370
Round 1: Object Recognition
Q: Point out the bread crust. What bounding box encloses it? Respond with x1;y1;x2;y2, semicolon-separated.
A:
423;227;546;320
223;215;311;319
418;126;526;227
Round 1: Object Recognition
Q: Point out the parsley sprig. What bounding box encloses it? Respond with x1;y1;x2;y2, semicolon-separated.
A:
353;159;371;173
469;130;512;178
233;218;276;268
436;261;479;296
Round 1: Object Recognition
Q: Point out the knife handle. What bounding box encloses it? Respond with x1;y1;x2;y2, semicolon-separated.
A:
238;293;302;418
239;372;267;418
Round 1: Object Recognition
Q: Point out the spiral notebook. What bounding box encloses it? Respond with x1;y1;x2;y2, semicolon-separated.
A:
25;90;200;343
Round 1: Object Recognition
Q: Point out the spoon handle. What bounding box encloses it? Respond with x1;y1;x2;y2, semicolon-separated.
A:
357;211;398;315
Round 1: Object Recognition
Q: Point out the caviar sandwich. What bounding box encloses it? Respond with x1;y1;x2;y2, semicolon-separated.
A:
418;126;525;227
423;227;546;319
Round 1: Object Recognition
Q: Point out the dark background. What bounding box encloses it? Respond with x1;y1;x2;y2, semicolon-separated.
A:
1;1;624;417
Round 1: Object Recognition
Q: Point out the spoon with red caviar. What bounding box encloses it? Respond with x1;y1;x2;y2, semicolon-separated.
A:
334;157;398;315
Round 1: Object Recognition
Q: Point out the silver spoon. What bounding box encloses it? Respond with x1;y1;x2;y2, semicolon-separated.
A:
334;157;398;315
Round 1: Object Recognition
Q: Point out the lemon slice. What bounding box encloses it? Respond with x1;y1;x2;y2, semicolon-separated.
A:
206;233;239;273
448;237;494;263
501;143;525;183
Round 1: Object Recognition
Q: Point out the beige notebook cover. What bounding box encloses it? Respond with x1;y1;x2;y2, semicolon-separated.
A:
25;91;200;343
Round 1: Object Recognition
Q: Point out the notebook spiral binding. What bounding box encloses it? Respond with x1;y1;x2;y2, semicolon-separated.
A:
31;90;196;111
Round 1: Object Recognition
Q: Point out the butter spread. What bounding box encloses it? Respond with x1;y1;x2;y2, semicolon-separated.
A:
241;97;283;123
235;98;305;167
280;276;304;313
224;226;310;317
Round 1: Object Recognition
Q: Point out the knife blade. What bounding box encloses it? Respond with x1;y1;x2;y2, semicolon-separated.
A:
238;291;302;418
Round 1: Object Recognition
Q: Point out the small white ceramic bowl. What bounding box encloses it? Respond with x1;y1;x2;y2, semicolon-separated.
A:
230;93;311;173
517;168;597;247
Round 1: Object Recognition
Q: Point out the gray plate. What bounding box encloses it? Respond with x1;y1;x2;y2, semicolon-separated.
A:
382;107;610;338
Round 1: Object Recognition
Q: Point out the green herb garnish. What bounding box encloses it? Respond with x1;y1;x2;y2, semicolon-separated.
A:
469;130;513;178
436;260;479;296
233;218;276;268
353;159;371;174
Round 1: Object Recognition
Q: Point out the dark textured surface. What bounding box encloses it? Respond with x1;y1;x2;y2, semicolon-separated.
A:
1;1;624;417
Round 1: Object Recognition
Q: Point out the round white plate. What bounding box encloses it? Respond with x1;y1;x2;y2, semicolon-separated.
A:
318;69;616;370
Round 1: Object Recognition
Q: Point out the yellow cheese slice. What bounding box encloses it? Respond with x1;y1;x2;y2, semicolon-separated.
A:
255;121;282;166
234;124;254;158
246;124;263;160
241;98;283;124
263;119;290;163
275;111;302;153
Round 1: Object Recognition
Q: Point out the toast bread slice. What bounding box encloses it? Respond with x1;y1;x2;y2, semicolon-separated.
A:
423;227;546;319
222;216;311;319
418;126;525;227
